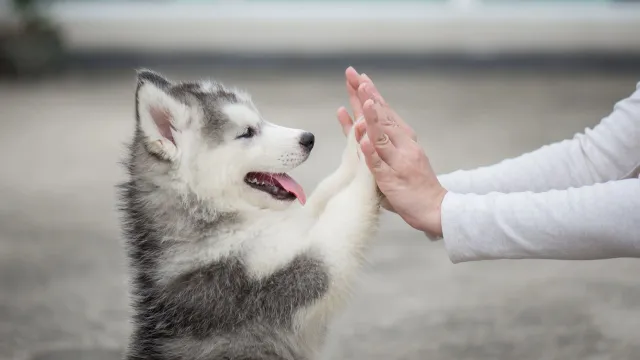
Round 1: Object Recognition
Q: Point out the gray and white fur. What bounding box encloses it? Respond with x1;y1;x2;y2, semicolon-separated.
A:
118;70;381;360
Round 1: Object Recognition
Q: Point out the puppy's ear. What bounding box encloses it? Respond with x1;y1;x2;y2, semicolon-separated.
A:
135;69;189;161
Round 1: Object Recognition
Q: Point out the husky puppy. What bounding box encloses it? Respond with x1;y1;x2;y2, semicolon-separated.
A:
118;70;381;360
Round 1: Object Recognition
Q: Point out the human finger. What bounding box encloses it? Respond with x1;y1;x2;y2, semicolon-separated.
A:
346;66;362;92
362;99;406;166
363;96;412;155
359;81;418;142
360;136;393;175
346;68;364;120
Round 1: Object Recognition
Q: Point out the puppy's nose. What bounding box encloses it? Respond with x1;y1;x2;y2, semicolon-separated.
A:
299;132;315;152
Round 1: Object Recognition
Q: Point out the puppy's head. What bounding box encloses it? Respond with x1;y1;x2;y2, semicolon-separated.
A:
133;70;313;211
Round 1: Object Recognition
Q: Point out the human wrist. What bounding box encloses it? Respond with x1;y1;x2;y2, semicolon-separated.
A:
418;187;447;239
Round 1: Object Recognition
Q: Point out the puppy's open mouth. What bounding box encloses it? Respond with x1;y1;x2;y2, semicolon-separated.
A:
244;172;306;205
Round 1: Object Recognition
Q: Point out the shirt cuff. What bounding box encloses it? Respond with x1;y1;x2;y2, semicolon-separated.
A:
440;192;480;264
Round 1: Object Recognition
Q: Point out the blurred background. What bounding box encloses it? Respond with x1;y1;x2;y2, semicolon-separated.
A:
1;1;640;360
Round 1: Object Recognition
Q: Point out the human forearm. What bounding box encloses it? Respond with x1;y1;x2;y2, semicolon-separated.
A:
441;179;640;263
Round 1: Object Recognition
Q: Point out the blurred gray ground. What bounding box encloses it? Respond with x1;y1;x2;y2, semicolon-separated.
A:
1;67;640;360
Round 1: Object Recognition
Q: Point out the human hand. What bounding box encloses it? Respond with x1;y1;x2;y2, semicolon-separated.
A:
337;67;418;213
337;67;416;141
353;73;447;238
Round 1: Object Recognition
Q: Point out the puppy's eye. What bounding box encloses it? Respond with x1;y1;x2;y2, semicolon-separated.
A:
236;127;255;139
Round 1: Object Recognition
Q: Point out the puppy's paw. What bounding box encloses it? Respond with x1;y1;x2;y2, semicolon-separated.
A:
350;115;366;145
354;139;383;209
355;134;377;186
341;117;362;167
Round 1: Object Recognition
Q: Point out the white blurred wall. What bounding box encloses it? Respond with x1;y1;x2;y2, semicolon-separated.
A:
41;1;640;55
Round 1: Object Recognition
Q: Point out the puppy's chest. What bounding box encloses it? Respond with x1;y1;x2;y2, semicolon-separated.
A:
152;249;330;335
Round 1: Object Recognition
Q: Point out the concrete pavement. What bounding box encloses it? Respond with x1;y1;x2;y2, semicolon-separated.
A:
1;67;639;360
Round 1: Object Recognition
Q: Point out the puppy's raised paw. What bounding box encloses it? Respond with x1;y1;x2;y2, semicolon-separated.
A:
342;116;364;167
355;134;377;184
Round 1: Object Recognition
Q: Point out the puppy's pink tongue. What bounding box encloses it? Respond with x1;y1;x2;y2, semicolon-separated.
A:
272;174;306;205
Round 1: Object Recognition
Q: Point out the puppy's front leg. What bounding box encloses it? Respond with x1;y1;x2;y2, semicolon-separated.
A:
296;134;380;350
309;133;381;301
304;119;362;217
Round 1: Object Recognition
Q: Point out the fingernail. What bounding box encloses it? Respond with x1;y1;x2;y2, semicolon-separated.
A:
363;98;375;110
364;83;375;97
361;73;372;82
357;82;367;94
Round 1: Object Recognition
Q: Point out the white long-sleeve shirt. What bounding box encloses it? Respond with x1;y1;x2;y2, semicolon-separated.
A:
438;82;640;263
